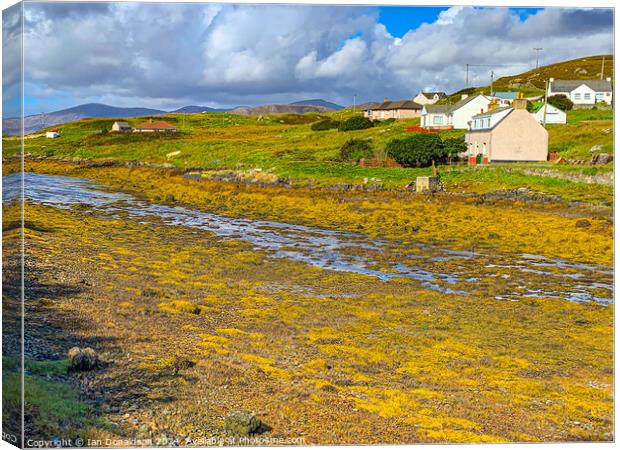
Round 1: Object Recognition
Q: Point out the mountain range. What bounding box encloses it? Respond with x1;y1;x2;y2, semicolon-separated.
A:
2;99;345;135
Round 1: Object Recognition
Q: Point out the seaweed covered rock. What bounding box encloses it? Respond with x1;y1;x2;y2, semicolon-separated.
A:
67;346;99;371
224;410;262;436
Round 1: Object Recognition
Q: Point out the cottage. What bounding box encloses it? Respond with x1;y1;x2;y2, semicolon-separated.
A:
421;94;492;129
547;78;613;106
419;104;452;129
365;99;423;120
45;129;60;138
111;121;132;132
413;91;446;105
531;103;566;125
464;97;548;164
134;119;177;132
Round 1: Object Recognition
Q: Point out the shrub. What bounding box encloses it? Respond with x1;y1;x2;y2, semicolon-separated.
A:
547;94;574;111
311;119;340;131
386;134;445;167
339;116;374;132
442;137;467;158
375;118;396;126
339;139;374;163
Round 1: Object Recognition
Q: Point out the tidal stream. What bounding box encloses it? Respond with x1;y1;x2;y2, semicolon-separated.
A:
3;172;613;305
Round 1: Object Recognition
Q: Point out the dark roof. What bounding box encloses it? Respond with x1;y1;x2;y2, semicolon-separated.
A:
135;120;177;130
424;104;452;114
374;100;423;110
471;106;512;119
421;91;446;99
550;79;612;93
449;94;483;111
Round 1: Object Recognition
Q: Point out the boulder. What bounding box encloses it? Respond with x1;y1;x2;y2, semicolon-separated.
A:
589;144;602;153
591;153;613;165
67;347;99;371
575;219;591;229
224;410;262;436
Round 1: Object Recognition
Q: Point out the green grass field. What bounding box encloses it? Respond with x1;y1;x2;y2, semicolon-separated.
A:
3;107;613;203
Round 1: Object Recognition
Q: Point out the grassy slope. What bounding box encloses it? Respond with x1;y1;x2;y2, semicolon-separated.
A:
4;106;613;203
439;55;614;103
494;54;614;90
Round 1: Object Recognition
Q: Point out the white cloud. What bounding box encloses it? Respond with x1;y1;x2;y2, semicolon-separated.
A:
8;4;614;116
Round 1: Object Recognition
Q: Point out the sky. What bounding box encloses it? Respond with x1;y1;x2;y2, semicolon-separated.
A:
1;2;614;117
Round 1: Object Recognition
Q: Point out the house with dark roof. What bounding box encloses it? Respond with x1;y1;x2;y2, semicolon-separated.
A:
413;91;447;105
134;119;177;132
547;78;612;106
364;99;422;120
111;121;132;132
464;97;548;164
420;94;492;129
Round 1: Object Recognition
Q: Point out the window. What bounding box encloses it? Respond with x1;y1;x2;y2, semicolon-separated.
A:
486;118;491;128
574;93;581;100
584;93;591;100
433;115;443;125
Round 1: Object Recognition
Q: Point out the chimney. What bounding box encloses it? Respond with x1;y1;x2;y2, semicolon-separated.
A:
549;77;554;83
488;98;498;111
461;94;469;100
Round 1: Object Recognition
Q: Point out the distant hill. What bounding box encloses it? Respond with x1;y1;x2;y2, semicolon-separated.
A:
170;105;230;113
289;99;344;110
3;103;167;135
355;102;381;110
3;103;236;135
230;104;333;116
494;54;613;90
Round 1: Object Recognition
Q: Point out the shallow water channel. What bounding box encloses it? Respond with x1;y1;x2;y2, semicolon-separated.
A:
5;172;613;305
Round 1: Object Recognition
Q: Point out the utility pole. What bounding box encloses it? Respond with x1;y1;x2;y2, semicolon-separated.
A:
600;56;605;80
353;94;357;113
542;79;549;127
490;71;495;96
465;64;469;87
533;48;543;69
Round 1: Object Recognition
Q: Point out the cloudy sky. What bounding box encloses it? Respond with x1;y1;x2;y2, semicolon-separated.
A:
2;2;614;117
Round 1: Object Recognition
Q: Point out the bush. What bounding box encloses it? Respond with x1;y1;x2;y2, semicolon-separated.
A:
311;119;340;131
386;134;445;167
339;116;374;132
339;139;374;163
375;118;396;126
547;94;573;111
442;137;467;158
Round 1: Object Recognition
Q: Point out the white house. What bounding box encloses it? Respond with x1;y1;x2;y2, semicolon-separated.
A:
547;78;613;106
420;104;452;129
531;103;566;125
421;94;493;129
413;91;446;105
111;121;132;132
45;129;60;138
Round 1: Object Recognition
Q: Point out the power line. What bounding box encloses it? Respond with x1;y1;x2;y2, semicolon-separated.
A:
465;63;514;87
